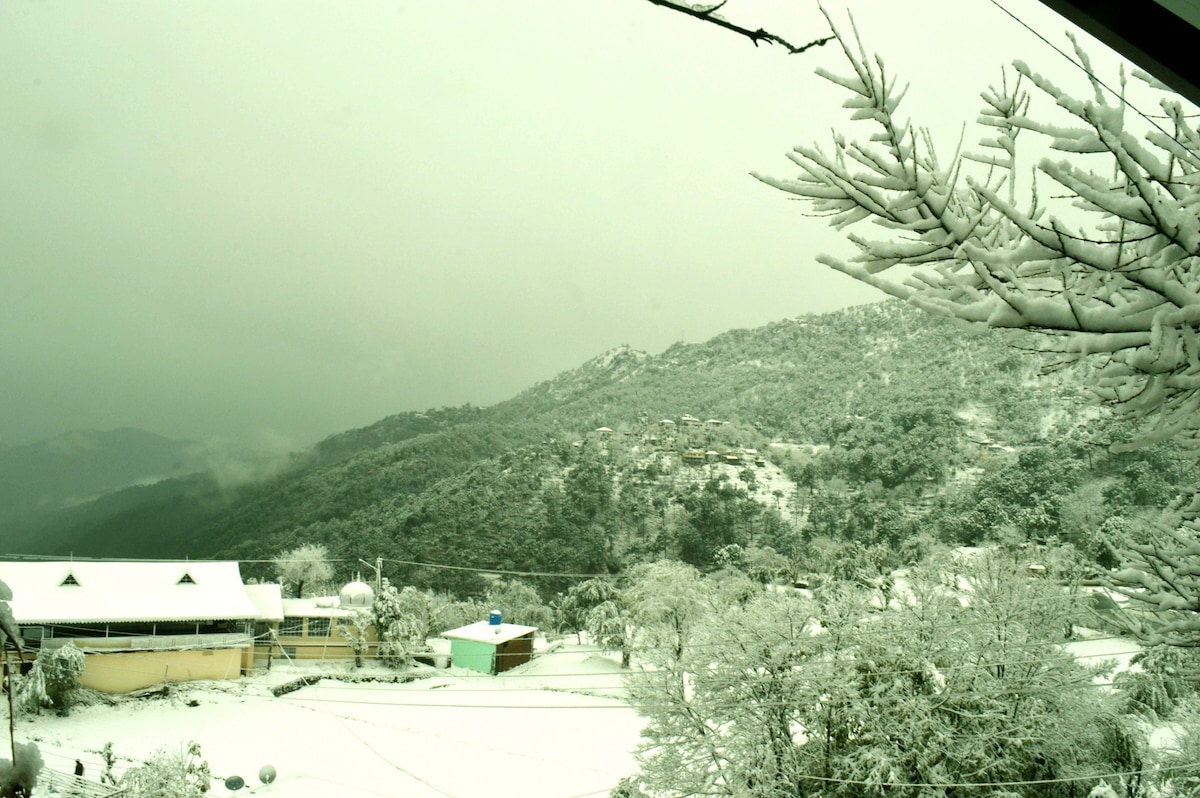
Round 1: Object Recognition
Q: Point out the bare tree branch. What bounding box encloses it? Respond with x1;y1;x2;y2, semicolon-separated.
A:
642;0;834;54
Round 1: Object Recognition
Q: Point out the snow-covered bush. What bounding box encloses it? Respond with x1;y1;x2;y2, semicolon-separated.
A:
484;580;553;630
119;741;212;798
429;595;485;633
0;741;43;798
17;641;86;715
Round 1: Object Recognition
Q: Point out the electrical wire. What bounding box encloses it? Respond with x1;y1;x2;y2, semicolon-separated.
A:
380;557;616;580
987;0;1199;149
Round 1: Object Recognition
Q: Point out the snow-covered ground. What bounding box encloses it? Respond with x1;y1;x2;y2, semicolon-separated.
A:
17;644;645;797
1062;627;1145;685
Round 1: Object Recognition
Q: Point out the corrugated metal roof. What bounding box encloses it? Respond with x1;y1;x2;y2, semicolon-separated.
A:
0;561;264;624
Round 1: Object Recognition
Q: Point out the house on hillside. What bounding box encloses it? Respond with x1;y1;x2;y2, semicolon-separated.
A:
0;560;263;693
442;616;537;675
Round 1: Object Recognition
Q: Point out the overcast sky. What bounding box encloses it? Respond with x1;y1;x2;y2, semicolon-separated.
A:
0;0;1133;448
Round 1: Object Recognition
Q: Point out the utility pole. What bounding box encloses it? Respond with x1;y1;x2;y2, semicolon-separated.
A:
359;558;383;593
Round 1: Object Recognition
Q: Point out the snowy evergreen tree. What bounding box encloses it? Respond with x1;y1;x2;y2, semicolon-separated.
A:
558;578;621;642
752;10;1200;644
371;578;426;668
585;599;635;668
39;642;85;714
759;10;1200;456
624;560;710;669
483;580;553;630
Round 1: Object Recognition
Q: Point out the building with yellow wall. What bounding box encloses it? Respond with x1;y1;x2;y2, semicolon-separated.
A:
251;580;377;665
0;560;265;693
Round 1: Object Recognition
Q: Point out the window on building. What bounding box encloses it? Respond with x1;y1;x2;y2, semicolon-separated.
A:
177;572;196;585
19;626;44;642
280;617;304;637
306;618;331;638
60;573;79;586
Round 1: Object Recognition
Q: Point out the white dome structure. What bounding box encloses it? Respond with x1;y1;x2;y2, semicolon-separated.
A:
338;580;375;609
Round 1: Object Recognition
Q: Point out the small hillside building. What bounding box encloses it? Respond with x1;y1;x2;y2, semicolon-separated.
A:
442;619;537;675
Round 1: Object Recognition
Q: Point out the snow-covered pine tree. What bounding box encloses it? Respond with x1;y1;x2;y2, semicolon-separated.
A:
755;10;1200;644
371;578;427;668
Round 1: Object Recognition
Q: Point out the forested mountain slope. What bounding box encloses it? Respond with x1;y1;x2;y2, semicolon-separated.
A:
0;428;208;523
12;300;1186;594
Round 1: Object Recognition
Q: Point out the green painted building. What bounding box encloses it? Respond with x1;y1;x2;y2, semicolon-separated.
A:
442;620;538;675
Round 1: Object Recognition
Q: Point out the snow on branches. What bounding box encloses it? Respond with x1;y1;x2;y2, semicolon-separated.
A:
758;10;1200;457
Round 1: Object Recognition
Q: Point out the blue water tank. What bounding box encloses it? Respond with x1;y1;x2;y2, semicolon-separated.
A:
489;610;502;626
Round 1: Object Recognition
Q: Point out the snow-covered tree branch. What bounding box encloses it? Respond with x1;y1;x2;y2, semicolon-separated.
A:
758;10;1200;642
760;11;1200;457
641;0;834;55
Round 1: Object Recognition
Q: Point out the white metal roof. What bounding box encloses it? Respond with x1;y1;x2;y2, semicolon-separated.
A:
442;620;538;644
0;561;264;624
244;583;284;623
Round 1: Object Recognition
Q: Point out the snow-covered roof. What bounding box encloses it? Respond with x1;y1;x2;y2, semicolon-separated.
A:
442;621;538;645
245;583;284;623
0;561;264;624
281;597;356;619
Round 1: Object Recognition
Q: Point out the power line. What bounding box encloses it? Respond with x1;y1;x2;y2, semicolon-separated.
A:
987;0;1197;149
380;557;615;580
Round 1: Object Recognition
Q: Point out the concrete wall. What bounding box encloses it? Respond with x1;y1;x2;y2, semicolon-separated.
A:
78;648;245;693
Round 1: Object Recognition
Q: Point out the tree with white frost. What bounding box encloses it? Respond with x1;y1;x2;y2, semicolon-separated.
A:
749;9;1200;644
624;560;711;669
630;562;1138;798
759;11;1200;455
273;543;334;599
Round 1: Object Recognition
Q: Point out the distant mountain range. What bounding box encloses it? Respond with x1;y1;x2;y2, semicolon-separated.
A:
0;428;208;523
3;300;1116;589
